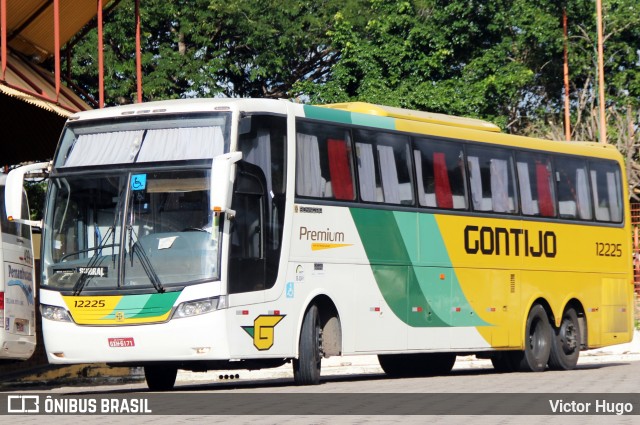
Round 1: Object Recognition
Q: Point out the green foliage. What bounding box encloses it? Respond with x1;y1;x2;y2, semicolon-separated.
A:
298;0;571;132
25;180;47;221
62;0;639;156
65;0;368;104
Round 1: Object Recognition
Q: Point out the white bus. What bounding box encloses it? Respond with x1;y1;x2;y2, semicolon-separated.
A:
0;174;36;362
5;99;633;390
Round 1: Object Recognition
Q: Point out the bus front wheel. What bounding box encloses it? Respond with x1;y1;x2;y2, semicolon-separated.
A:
548;307;581;370
144;365;177;391
293;304;322;385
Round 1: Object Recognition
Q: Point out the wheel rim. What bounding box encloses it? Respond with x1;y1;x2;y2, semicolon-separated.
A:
559;319;578;354
314;319;323;367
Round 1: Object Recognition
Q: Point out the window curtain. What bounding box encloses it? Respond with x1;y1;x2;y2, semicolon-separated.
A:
517;162;536;215
433;152;453;208
296;133;323;197
356;143;377;202
607;171;622;221
63;130;145;167
138;126;224;162
243;128;272;196
535;162;554;217
590;169;602;219
377;145;400;204
413;150;429;206
490;158;509;212
575;167;591;219
468;156;483;210
327;139;354;200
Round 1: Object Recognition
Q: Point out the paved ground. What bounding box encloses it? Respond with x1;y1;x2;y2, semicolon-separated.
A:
176;330;640;384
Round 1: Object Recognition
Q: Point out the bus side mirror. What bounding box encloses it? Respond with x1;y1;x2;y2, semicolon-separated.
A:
5;161;49;227
210;152;242;214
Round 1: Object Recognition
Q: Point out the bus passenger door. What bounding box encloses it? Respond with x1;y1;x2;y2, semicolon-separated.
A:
227;163;267;305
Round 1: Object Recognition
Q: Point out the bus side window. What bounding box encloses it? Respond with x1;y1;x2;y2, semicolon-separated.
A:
353;129;413;205
413;138;467;209
516;152;556;217
295;121;356;201
555;156;592;220
589;160;623;222
467;146;518;214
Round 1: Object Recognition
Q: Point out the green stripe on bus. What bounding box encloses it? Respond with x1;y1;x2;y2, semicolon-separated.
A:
351;113;396;130
104;292;180;320
131;292;181;318
350;208;487;327
303;105;352;124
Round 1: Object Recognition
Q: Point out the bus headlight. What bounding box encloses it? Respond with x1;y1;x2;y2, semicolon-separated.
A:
173;296;223;319
41;304;72;322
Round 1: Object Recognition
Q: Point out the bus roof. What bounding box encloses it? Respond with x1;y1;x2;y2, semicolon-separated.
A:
319;102;502;133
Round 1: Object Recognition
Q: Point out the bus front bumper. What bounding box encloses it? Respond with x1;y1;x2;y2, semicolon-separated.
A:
41;309;231;364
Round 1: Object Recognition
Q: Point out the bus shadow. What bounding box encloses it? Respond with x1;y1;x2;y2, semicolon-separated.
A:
51;360;635;395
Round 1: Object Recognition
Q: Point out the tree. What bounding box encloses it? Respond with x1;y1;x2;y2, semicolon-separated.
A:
63;0;368;104
298;0;575;132
61;0;640;195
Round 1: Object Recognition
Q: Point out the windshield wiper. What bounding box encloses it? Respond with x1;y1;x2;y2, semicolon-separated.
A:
130;239;165;293
72;226;117;295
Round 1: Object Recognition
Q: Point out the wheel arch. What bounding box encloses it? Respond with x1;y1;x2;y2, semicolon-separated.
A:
518;297;552;348
297;294;342;357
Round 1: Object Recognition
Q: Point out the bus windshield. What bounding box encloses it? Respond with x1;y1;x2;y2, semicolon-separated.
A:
42;169;220;292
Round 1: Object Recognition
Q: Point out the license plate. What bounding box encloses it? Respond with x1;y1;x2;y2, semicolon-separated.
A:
108;337;135;348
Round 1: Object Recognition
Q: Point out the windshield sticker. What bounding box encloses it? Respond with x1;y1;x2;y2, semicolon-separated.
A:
54;267;108;277
131;174;147;191
158;236;178;250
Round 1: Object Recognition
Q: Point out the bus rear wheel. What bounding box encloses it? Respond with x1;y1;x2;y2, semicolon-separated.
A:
144;365;177;391
548;307;581;370
514;304;552;372
293;304;322;385
378;353;456;377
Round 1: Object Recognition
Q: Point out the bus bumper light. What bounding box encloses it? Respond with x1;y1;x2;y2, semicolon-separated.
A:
194;347;211;354
52;352;65;358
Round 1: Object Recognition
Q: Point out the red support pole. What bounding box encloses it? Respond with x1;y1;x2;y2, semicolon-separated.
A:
97;0;105;108
135;0;142;103
562;9;571;142
596;0;607;143
1;0;6;81
54;0;61;101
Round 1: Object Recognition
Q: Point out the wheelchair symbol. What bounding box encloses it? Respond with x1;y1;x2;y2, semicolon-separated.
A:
131;174;147;190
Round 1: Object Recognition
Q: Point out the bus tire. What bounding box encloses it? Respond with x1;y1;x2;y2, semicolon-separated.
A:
293;304;322;385
517;304;552;372
548;307;581;370
144;365;177;391
378;353;456;377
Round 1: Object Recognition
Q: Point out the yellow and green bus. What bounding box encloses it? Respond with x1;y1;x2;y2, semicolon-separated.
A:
5;99;634;389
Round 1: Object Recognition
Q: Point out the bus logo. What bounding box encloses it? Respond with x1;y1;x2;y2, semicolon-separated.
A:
242;315;285;351
115;312;125;322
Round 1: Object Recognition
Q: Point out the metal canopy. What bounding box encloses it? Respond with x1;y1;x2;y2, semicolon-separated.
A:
1;0;114;165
